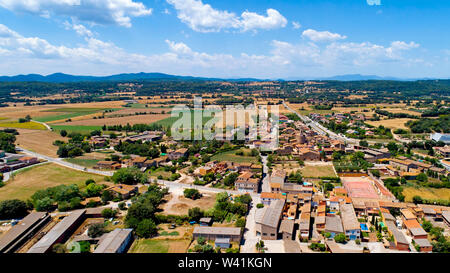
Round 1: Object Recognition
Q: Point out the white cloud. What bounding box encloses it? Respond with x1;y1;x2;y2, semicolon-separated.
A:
292;21;301;29
0;23;426;78
63;21;93;37
302;29;347;42
166;0;287;33
0;0;152;27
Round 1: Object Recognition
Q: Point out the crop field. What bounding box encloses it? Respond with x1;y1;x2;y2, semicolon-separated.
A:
15;129;67;157
35;108;117;123
0;121;47;130
366;118;414;130
49;125;103;133
0;163;106;200
56;113;170;126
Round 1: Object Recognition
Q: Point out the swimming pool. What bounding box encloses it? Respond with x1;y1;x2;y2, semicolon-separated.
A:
360;223;369;231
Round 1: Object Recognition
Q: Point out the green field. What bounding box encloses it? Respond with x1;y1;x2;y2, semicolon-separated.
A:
0;121;47;130
151;109;214;129
50;125;103;133
35;108;117;123
64;158;101;168
211;149;259;164
0;163;106;200
129;238;190;253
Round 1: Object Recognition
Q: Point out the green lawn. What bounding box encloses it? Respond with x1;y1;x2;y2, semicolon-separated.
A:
129;239;169;253
36;108;118;123
50;125;103;133
211;149;259;164
64;158;101;168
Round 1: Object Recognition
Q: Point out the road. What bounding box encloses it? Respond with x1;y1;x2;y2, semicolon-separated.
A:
15;146;114;176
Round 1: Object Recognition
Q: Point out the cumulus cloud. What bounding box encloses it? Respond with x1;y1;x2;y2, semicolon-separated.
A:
166;0;287;32
0;0;152;27
302;29;347;42
0;23;424;78
63;21;93;37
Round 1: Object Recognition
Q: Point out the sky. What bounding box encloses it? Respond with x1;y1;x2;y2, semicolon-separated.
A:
0;0;449;79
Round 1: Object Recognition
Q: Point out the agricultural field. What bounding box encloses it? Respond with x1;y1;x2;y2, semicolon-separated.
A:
0;163;106;201
0;121;46;130
402;186;450;202
49;125;103;133
35;108;113;123
366;118;414;130
57;113;170;127
300;163;337;178
15;129;67;157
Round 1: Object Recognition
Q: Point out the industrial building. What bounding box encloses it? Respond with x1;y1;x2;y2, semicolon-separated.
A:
93;229;133;253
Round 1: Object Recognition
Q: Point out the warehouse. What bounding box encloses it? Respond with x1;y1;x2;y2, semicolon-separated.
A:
94;229;133;253
0;212;50;253
27;209;86;253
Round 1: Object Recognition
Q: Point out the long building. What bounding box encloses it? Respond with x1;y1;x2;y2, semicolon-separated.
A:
0;212;50;253
94;229;134;253
340;204;361;240
193;227;242;242
27;209;86;253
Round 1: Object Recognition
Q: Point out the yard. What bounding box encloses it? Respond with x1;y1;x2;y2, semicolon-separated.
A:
211;149;259;164
129;238;191;253
0;163;106;200
300;164;337;178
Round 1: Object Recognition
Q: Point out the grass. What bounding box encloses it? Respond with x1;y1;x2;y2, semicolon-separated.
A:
128;239;190;253
64;158;101;168
300;165;337;178
36;108;117;123
148;168;174;180
211;149;259;164
151;109;214;129
0;163;106;200
402;186;450;202
0;121;47;130
50;125;103;133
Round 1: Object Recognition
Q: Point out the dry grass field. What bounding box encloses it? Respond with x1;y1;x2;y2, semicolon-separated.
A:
0;163;106;200
160;192;217;216
15;129;67;157
300;164;337;178
402;187;450;202
366;118;413;130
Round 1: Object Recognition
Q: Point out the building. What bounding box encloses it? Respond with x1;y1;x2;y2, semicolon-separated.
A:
340;203;361;240
96;161;121;170
28;210;87;253
93;229;133;253
385;221;410;251
443;211;450;228
214;238;231;249
434;146;450;158
325;215;344;238
260;192;285;206
235;172;259;193
414;238;433;253
279;219;294;240
430;133;450;144
193;227;242;242
105;184;138;199
0;212;50;253
168;148;188;160
199;218;213;226
255;199;285;240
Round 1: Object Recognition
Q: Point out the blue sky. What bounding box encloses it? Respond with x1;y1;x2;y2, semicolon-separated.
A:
0;0;449;79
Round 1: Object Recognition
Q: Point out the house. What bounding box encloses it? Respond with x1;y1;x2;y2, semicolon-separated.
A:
443;211;450;228
260;192;285;206
199;218;213;226
18;156;39;165
255;199;285;240
235;172;259;193
385;221;410;251
325;215;344;238
279;219;294;240
270;169;286;185
434;146;450;158
193;227;242;242
131;157;148;168
81;197;102;207
168;148;188;160
414;238;432;253
296;148;321;161
340;203;361;240
400;209;417;222
198;166;214;176
315;215;326;231
105;184;138;199
214;238;231;249
96;161;121;170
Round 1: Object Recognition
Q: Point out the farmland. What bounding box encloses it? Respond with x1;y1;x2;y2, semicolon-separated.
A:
15;129;67;157
0;121;47;130
0;163;106;200
211;149;259;164
402;186;450;203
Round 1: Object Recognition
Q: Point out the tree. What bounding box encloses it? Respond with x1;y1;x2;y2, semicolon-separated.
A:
86;183;104;197
184;189;202;200
235;217;246;228
60;130;68;137
112;167;148;185
188;207;203;221
416;173;428;183
88;223;105;238
136;219;157;238
412;195;423;204
197;236;206;245
387;142;398;154
0;199;28;220
359;140;369;147
223;172;239;187
334;233;347;244
101;190;114;202
101;208;117;219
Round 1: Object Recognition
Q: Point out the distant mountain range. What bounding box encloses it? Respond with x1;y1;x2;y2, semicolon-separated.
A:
0;72;442;83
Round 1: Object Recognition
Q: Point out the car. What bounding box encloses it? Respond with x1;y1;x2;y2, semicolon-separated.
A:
169;224;176;229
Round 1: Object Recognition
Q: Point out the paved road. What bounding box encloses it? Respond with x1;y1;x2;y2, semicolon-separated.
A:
241;195;261;253
15;146;114;176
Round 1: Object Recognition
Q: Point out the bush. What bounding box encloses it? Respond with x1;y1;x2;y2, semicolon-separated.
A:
0;199;28;220
334;233;347;244
88;223;105;238
235;217;246;228
136;219;157;238
101;208;117;219
118;202;127;210
256;203;264;209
